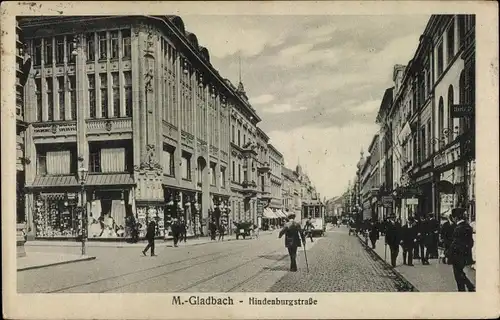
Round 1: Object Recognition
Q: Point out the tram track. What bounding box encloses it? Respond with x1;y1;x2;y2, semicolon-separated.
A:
47;240;256;293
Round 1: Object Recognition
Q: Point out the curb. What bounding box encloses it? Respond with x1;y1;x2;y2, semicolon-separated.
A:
356;235;419;292
18;256;96;272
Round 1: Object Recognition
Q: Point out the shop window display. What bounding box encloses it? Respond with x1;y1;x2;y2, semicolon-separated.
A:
34;194;79;237
88;190;134;238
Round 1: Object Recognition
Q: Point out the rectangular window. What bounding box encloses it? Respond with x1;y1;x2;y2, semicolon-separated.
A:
447;24;455;63
89;149;101;173
47;78;54;121
238;164;241;183
122;30;131;59
421;127;426;161
232;161;235;181
88;75;96;118
110;31;119;59
98;32;107;60
181;152;191;180
56;37;64;64
86;33;95;62
112;72;120;117
36;151;47;175
44;38;53;66
100;73;108;118
67;37;75;64
221;167;226;188
231;125;235;143
238;129;241;146
163;145;175;177
427;120;432;157
210;163;216;186
437;42;444;76
100;147;126;173
69;76;76;120
35;78;42;121
458;15;466;46
57;76;65;120
124;71;132;116
34;39;42;66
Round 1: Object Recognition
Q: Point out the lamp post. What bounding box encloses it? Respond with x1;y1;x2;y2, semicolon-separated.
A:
78;166;89;255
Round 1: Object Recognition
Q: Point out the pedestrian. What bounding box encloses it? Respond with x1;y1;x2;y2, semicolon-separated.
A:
179;217;187;243
415;215;428;264
218;223;225;241
369;219;379;249
142;220;157;256
401;216;417;266
427;213;440;259
278;213;306;272
171;218;180;247
209;220;217;240
447;208;475;292
440;215;455;264
304;218;314;243
385;214;401;268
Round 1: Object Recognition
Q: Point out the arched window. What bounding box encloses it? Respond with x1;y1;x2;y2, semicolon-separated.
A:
459;71;467;134
438;96;444;149
447;85;454;143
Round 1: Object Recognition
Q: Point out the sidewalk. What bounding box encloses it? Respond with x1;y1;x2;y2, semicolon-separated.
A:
18;252;96;271
360;234;476;292
25;230;277;249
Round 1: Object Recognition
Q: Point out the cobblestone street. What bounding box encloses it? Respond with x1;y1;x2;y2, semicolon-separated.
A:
269;227;410;292
19;227;410;293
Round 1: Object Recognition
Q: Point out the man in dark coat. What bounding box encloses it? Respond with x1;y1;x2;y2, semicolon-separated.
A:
440;215;455;264
427;213;440;259
385;214;401;267
401;216;417;266
171;218;181;247
209;220;217;240
415;215;429;264
279;213;306;272
179;217;187;243
368;219;379;249
304;218;314;243
448;208;475;292
142;220;157;256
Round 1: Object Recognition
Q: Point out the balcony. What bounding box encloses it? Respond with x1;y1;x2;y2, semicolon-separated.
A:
86;118;132;138
241;141;258;156
258;161;271;173
242;179;258;197
33;121;77;138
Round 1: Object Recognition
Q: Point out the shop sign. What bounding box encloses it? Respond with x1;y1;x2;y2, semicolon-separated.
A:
406;198;419;205
451;104;474;118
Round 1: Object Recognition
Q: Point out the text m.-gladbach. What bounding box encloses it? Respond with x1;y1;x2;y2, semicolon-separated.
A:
172;295;234;306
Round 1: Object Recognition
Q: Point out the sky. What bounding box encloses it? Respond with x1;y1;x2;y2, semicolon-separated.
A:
181;15;430;200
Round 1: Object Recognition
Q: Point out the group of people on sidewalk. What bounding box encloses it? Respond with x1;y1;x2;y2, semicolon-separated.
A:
142;218;189;256
373;208;475;292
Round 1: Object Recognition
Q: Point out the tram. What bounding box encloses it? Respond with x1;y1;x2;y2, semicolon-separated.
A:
301;202;326;237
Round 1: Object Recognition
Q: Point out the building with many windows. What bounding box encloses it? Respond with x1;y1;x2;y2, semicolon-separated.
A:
370;14;475;225
19;15;283;239
267;144;284;216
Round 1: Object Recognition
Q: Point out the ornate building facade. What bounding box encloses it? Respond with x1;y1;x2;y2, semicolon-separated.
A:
19;15;274;239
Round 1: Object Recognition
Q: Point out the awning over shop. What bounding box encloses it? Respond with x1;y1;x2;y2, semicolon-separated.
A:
30;175;79;188
276;210;287;218
263;208;276;219
86;173;135;186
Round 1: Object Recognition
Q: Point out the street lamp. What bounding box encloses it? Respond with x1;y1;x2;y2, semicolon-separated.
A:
78;166;89;255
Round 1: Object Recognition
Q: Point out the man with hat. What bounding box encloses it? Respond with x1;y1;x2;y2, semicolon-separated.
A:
448;208;475;291
427;212;440;259
384;213;401;267
279;213;306;272
401;216;417;266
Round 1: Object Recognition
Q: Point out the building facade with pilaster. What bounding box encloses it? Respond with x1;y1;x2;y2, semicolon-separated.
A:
19;15;269;239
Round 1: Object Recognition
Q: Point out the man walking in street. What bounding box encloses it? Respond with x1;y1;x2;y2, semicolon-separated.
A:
448;208;475;292
218;222;226;241
369;219;379;249
304;218;314;243
416;215;429;264
142;220;157;256
385;214;401;268
171;218;181;247
279;213;306;272
401;216;417;266
179;217;187;243
427;213;440;259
